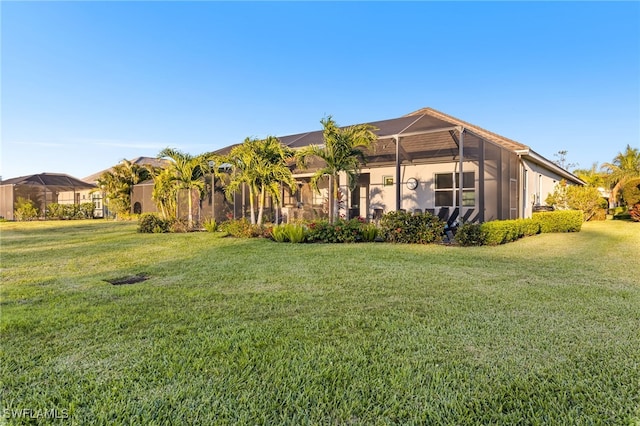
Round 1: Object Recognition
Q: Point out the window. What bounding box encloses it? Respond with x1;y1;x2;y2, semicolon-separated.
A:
435;172;475;207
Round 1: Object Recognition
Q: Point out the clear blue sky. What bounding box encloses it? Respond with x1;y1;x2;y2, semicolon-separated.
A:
2;1;639;180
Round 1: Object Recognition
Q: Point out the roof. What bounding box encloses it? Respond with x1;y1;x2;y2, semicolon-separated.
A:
1;173;96;189
213;107;583;184
83;157;169;183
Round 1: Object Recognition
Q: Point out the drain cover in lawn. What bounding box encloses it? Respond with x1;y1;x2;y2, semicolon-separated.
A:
105;274;149;285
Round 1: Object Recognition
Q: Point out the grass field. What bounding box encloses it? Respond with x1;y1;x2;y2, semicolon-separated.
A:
1;220;639;425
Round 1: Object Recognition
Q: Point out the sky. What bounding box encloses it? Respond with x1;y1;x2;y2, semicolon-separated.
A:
2;1;639;180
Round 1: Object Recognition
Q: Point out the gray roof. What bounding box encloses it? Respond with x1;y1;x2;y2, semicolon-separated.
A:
213;107;583;184
83;156;169;183
1;173;96;190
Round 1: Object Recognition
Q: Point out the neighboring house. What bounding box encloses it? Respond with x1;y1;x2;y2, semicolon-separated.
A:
81;156;168;218
131;107;584;224
0;173;96;220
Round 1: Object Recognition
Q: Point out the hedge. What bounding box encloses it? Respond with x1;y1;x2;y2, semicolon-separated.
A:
479;218;540;246
532;210;583;233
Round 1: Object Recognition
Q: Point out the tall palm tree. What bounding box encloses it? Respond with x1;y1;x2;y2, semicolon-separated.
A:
296;116;377;223
219;137;296;225
253;136;296;224
148;167;177;219
220;138;261;224
601;145;640;206
158;148;209;228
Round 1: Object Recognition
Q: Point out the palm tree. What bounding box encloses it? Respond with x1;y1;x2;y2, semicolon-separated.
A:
96;159;151;218
158;148;210;228
220;138;261;224
148;167;177;219
296;116;377;223
253;136;296;224
573;163;606;188
219;137;296;225
601;145;640;206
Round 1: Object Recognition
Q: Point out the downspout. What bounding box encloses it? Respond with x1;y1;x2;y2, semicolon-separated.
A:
458;127;464;220
395;136;401;211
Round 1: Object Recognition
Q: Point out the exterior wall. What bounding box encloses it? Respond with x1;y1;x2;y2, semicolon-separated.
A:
521;159;566;218
0;185;15;220
131;183;158;214
335;161;481;222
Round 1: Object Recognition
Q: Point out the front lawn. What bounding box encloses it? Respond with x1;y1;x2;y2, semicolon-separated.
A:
1;220;639;424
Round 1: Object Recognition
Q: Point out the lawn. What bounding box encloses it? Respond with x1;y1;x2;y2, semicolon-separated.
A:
1;220;639;425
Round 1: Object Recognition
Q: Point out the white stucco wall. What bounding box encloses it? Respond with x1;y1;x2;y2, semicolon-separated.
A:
521;159;566;218
339;162;479;219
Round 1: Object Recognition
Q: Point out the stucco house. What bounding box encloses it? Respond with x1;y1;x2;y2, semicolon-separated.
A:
131;107;583;224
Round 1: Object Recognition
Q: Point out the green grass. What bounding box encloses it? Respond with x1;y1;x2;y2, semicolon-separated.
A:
1;220;639;425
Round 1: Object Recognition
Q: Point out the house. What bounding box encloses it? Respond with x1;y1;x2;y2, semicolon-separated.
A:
0;173;96;220
82;156;169;218
132;107;584;224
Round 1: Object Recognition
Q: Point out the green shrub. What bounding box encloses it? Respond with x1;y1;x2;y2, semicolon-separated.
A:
379;211;445;244
621;178;640;207
481;220;518;245
137;213;172;233
219;219;264;238
533;210;583;233
514;218;541;237
454;222;486;246
202;219;218;233
361;223;378;242
78;202;95;219
306;218;366;243
15;197;39;221
271;224;289;242
284;223;306;243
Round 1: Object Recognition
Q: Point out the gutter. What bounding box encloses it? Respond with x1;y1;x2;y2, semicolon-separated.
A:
515;148;586;185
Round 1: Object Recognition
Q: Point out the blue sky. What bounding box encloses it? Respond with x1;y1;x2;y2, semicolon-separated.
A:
2;1;639;180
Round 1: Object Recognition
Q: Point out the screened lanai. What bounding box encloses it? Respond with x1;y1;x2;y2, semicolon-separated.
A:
0;173;96;220
188;107;584;224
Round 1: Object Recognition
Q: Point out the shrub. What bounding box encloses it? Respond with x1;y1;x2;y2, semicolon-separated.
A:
514;218;541;237
170;219;190;233
454;222;486;246
306;218;365;243
621;178;640;208
78;202;95;219
202;219;218;233
219;219;264;238
270;223;307;243
481;220;519;245
379;211;445;244
15;197;39;221
533;210;583;233
271;224;289;242
284;223;306;243
137;213;172;233
361;223;378;242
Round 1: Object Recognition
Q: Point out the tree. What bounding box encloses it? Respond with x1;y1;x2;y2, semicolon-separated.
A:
553;150;578;171
96;159;151;218
296;116;377;223
601;145;640;206
252;136;296;224
573;163;606;188
218;136;296;225
148;167;177;219
546;180;607;221
157;148;210;229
